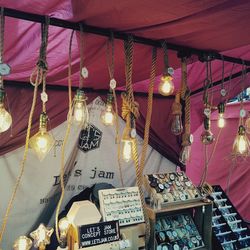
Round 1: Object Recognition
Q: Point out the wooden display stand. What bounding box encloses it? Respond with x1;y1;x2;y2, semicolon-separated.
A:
146;200;213;250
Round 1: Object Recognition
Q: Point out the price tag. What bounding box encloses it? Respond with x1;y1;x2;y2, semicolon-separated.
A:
81;67;89;79
41;92;48;103
130;128;137;138
168;67;174;76
220;88;227;97
110;78;117;89
204;108;211;117
240;109;246;118
79;220;119;248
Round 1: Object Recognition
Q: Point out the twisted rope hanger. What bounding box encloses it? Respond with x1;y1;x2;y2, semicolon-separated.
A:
0;17;50;246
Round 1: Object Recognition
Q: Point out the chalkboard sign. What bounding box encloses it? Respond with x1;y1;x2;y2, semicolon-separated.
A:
79;220;120;248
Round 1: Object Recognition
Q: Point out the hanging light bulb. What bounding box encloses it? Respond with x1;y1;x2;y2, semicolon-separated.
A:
232;125;250;156
58;217;70;248
72;89;89;129
0;87;12;132
100;91;115;126
179;145;191;165
29;112;55;161
171;93;183;135
245;112;250;134
30;223;54;250
158;73;174;96
120;125;134;163
201;116;215;145
217;102;226;128
13;236;32;250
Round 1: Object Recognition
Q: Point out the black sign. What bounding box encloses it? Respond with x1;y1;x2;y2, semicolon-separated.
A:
78;124;102;153
79;220;120;248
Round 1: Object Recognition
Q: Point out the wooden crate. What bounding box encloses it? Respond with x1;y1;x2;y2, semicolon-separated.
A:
146;200;213;250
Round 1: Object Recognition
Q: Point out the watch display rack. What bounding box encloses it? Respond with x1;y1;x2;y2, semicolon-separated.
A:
146;200;213;250
211;185;250;250
155;213;205;249
144;171;201;209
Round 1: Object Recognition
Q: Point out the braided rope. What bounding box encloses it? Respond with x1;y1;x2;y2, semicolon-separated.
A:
137;47;157;246
55;30;74;243
161;40;169;73
180;59;187;100
106;34;124;186
0;72;40;245
0;19;50;245
79;23;84;89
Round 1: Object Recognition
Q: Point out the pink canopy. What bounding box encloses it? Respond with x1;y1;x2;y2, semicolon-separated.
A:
0;0;250;221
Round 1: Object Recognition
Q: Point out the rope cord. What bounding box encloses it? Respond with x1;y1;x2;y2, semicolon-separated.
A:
180;59;187;100
79;23;84;89
0;7;4;64
55;29;74;243
0;8;4;87
0;19;50;245
135;47;157;245
161;40;169;73
106;34;124;187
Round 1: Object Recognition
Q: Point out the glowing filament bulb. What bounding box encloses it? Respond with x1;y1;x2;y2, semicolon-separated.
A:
29;113;55;161
218;113;225;128
59;217;70;239
13;236;32;250
101;104;114;126
121;139;133;162
0;87;12;132
217;102;226;128
72;89;89;128
233;125;250;156
158;75;174;96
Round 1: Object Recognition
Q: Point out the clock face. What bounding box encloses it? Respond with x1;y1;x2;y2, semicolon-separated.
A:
0;63;11;76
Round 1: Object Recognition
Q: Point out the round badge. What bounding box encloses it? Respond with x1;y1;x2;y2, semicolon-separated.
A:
158;184;165;192
185;181;191;187
173;244;180;250
180;193;186;201
130;128;137;138
164;183;170;189
169;173;176;181
175;180;181;187
191;237;197;244
0;63;11;76
109;78;117;89
172;231;178;238
240;109;246;118
220;88;227;97
81;67;89;79
158;174;165;179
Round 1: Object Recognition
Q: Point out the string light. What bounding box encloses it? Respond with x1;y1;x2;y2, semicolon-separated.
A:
100;91;115;126
29;112;55;161
232;125;250;156
13;236;32;250
217;102;226;128
159;41;174;96
58;217;70;247
0;87;11;132
72;89;89;129
158;74;174;96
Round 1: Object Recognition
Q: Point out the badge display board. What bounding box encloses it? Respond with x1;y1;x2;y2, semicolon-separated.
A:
211;185;250;250
98;187;144;226
144;171;201;209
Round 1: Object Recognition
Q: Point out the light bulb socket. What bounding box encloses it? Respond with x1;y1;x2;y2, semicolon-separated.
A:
0;87;5;103
218;102;225;114
75;89;87;102
238;125;246;135
204;117;211;130
106;91;114;104
39;112;48;130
